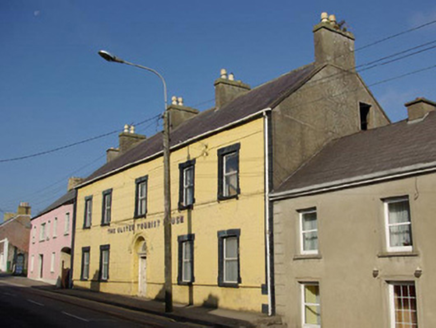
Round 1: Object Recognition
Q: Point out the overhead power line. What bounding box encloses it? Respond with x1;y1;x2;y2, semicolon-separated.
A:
0;114;161;163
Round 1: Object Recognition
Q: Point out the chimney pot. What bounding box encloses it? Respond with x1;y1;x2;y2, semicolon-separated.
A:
321;12;329;23
328;14;336;24
228;73;235;81
220;68;228;79
124;124;129;133
171;96;178;105
178;97;184;106
130;125;135;134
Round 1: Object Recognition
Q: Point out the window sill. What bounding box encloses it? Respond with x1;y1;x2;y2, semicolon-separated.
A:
293;254;322;261
63;233;69;236
178;204;194;211
218;194;239;202
134;214;147;220
377;251;419;258
83;226;91;230
101;223;110;227
218;282;240;288
177;281;194;286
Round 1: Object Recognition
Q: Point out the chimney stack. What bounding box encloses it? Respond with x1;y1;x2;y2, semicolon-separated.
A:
214;69;250;109
167;96;199;130
68;177;85;191
106;125;146;163
405;97;436;121
17;202;31;216
313;12;355;70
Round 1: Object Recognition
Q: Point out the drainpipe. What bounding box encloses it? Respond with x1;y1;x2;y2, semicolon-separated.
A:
69;194;78;289
263;109;273;316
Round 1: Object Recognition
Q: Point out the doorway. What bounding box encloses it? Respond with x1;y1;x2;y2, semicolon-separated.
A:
138;256;147;297
39;254;44;279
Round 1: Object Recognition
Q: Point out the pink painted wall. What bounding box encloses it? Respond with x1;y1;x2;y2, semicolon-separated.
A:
27;203;73;285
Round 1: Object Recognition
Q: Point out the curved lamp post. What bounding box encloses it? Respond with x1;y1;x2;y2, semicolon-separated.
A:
98;50;173;313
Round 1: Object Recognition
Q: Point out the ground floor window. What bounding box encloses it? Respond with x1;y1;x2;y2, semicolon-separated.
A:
50;252;55;272
218;229;241;287
389;282;418;328
302;282;321;327
81;247;90;280
178;234;195;284
99;244;110;281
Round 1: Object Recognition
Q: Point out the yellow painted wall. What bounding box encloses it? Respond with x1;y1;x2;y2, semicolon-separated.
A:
73;118;267;312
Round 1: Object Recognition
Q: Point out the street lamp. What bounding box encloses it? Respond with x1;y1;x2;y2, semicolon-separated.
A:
98;50;173;313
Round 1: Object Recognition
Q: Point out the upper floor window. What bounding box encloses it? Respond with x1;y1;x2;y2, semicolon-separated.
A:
299;208;318;255
302;283;321;327
384;197;412;252
179;160;195;210
218;229;241;287
53;218;58;238
178;234;195;284
135;176;148;218
84;196;93;229
39;223;46;241
218;143;240;200
32;225;36;243
64;213;70;235
101;189;112;226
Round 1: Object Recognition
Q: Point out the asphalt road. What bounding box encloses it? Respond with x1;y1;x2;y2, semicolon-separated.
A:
0;275;206;328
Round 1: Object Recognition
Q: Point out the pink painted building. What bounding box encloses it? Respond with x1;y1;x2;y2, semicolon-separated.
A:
28;188;76;286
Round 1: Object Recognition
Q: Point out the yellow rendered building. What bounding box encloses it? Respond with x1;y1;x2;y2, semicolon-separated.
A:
72;14;391;314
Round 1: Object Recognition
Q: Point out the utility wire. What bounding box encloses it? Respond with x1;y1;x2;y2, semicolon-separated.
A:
0;114;160;163
356;18;436;52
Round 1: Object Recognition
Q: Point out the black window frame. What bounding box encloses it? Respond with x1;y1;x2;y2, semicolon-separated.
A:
134;176;148;218
359;102;371;131
99;244;110;282
217;229;241;288
177;234;195;285
101;189;112;226
178;159;196;210
83;196;93;229
81;246;90;281
217;143;241;201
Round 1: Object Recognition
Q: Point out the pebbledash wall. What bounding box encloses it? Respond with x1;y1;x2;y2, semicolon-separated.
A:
28;199;73;285
72;119;268;312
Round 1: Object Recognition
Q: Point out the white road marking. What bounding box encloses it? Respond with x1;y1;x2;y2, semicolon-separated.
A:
0;280;25;287
62;311;90;322
27;299;44;306
2;292;17;297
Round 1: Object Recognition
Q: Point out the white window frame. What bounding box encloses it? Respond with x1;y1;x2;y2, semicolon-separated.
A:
84;197;92;228
299;209;318;255
64;213;70;235
53;218;58;238
301;283;321;328
50;252;55;272
182;240;193;283
389;282;418;328
182;166;194;207
40;223;46;241
384;197;413;252
223;152;238;197
136;178;147;217
223;236;238;284
46;221;51;240
82;249;90;280
30;255;34;272
32;226;36;243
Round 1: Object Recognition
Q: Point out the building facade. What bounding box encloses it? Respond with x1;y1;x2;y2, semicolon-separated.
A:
28;179;80;286
0;203;31;275
271;98;436;327
72;13;389;314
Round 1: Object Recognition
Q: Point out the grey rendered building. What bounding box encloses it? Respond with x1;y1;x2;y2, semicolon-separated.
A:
271;98;436;327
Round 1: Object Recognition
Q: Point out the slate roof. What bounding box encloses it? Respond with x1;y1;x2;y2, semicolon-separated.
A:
32;189;76;220
274;110;436;196
83;63;319;185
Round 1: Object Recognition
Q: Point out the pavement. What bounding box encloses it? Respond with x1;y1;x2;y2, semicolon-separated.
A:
10;275;283;328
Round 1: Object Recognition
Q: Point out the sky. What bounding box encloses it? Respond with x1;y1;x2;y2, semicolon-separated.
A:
1;0;436;220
